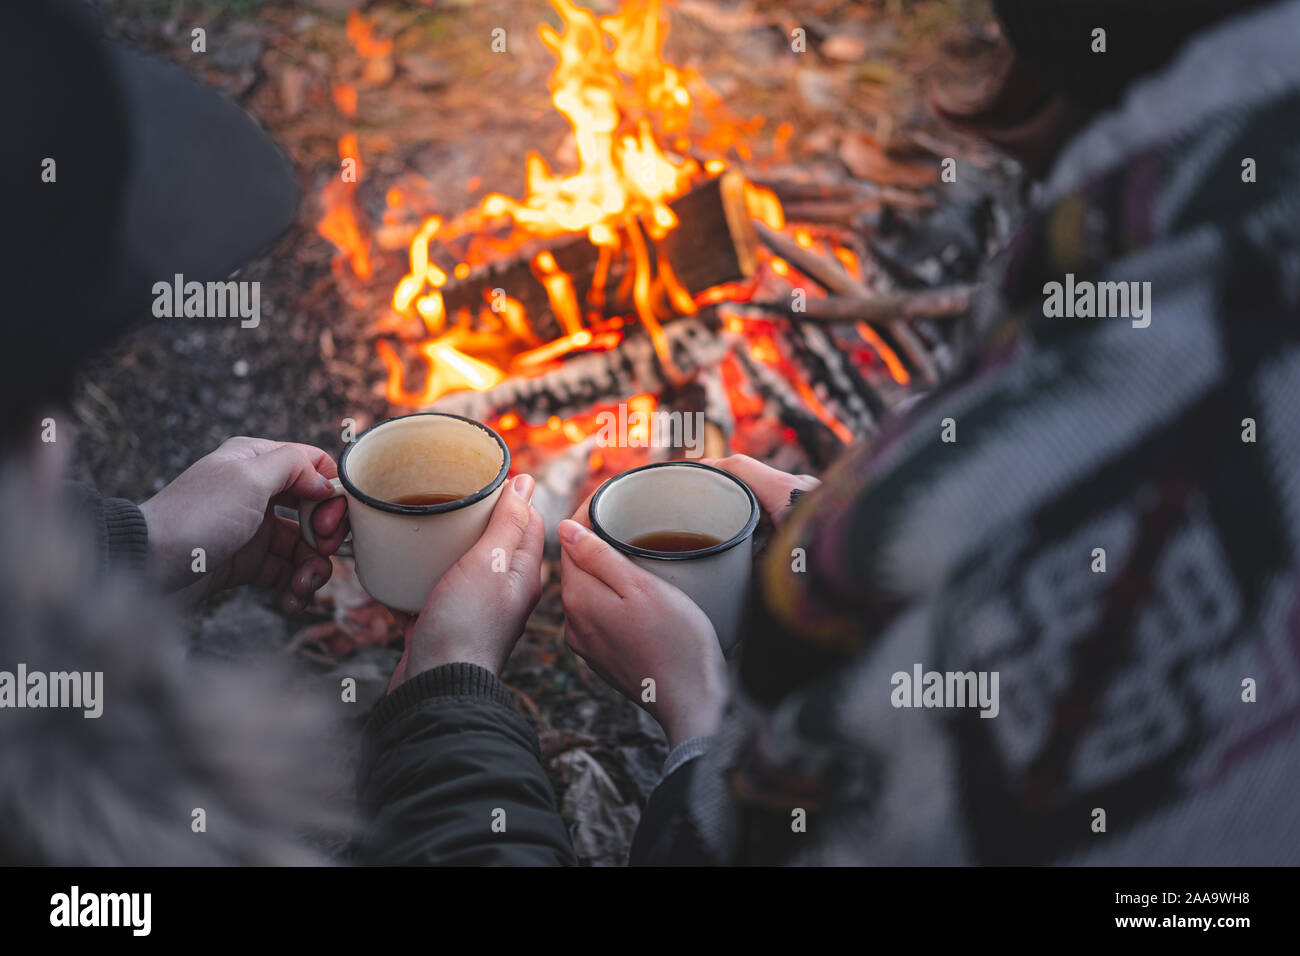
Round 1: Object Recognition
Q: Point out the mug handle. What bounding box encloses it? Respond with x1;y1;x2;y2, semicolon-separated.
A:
299;477;353;556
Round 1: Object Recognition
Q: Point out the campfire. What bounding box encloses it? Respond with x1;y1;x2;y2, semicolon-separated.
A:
315;0;972;502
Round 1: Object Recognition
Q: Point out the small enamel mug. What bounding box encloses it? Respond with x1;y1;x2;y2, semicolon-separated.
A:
300;412;510;613
588;461;760;651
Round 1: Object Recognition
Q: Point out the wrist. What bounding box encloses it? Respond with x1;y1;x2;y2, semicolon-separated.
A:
659;672;727;749
663;704;723;749
407;641;505;680
137;496;176;588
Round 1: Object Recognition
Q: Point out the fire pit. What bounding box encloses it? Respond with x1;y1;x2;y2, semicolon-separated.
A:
312;0;984;524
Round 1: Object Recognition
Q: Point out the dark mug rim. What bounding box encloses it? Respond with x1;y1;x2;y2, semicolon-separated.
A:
338;412;511;516
588;461;760;561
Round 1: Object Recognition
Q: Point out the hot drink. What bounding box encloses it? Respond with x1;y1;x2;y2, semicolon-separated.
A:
588;461;760;650
628;530;723;553
389;491;465;507
297;412;510;612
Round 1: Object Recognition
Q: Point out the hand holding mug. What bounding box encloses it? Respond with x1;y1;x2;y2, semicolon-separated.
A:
138;437;348;611
558;494;727;749
298;413;511;613
701;454;820;527
389;473;544;688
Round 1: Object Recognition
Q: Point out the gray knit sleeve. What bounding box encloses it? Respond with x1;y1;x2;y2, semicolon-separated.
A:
661;734;714;781
63;481;148;576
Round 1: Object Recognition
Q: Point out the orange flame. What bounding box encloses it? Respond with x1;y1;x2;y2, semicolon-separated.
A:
377;338;505;407
384;0;724;405
332;83;358;118
475;0;697;241
346;10;393;59
856;322;911;387
317;134;371;279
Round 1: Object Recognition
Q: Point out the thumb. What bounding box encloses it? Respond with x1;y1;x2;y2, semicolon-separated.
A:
247;444;333;500
557;519;642;599
474;475;536;557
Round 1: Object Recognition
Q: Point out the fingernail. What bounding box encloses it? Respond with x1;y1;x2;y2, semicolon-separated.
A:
558;519;586;546
513;474;535;502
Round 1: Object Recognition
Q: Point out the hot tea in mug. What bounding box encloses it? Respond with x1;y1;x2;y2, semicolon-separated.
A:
588;461;759;651
300;412;510;612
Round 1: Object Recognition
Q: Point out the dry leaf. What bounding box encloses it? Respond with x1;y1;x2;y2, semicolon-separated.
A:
839;132;937;188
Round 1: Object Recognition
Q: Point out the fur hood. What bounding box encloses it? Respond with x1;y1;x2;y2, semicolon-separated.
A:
0;464;352;865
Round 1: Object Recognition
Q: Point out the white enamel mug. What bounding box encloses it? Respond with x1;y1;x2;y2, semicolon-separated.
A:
300;412;510;613
588;462;759;651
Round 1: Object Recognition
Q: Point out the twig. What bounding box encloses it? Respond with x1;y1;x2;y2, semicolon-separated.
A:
749;286;976;324
746;171;934;210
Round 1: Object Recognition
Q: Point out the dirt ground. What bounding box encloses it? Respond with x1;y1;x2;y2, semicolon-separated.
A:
76;0;1001;864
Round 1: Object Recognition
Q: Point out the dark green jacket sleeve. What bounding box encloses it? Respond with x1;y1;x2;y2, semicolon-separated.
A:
356;662;576;866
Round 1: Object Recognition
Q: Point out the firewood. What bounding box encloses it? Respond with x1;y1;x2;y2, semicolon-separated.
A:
429;312;729;424
437;171;758;342
701;421;729;459
658;377;733;460
783;320;887;428
754;220;944;387
747;171;936;212
732;348;844;469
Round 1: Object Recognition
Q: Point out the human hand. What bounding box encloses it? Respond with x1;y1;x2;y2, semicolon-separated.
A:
557;493;727;748
138;437;348;610
701;454;819;528
388;474;544;688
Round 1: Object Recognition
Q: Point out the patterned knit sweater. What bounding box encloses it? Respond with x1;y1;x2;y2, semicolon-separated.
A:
636;0;1300;866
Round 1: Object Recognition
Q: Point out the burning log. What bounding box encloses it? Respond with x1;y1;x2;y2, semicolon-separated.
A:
783;320;887;429
754;220;944;388
429;312;729;424
732;348;844;469
658;372;734;460
437;172;759;342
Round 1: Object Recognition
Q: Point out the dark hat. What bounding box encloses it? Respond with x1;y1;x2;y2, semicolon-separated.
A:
2;0;299;423
992;0;1278;109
